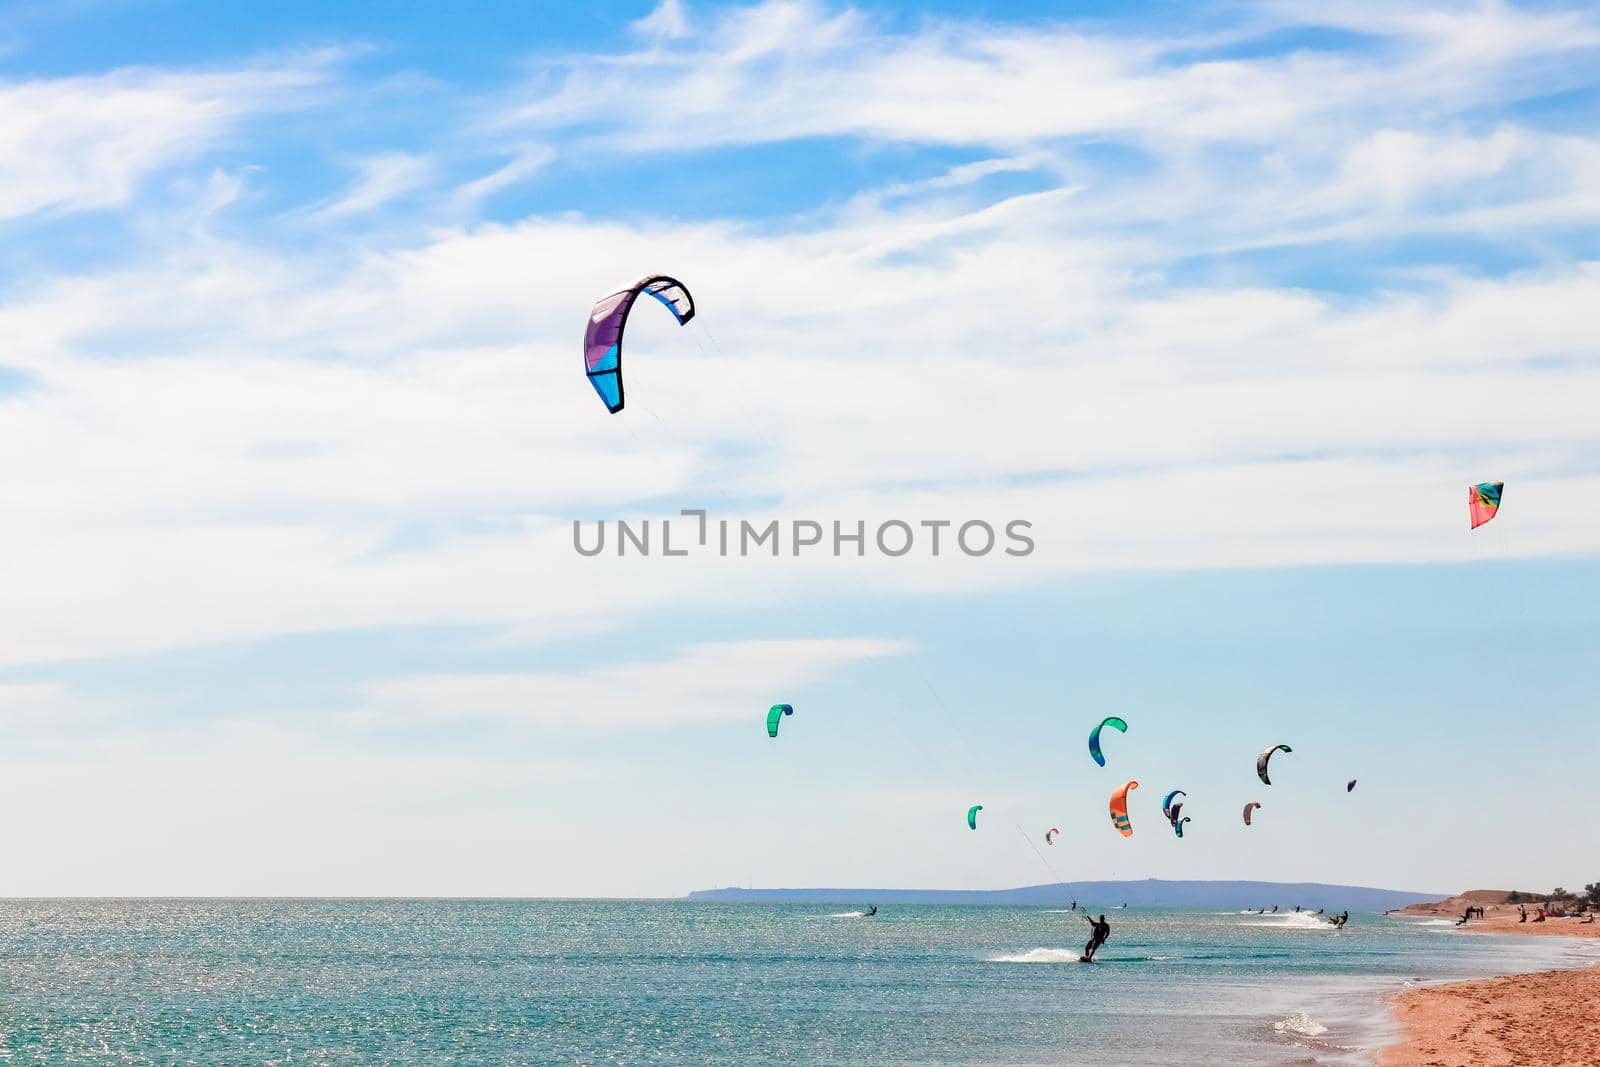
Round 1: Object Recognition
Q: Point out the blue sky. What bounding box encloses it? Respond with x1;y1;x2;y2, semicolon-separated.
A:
0;0;1597;896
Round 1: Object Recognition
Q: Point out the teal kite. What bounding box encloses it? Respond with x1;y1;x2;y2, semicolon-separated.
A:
766;704;793;738
1089;716;1128;767
967;805;983;830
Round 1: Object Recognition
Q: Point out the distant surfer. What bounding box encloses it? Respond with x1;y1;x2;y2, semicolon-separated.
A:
1081;914;1111;962
863;905;877;917
1070;900;1077;911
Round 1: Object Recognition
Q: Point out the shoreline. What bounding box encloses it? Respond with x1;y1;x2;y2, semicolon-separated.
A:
1376;912;1600;1066
1378;963;1600;1066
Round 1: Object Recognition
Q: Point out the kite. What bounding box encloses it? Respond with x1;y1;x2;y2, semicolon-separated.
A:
1109;780;1138;837
1347;779;1357;793
1168;801;1184;824
1242;801;1262;826
583;275;695;413
967;805;983;831
1469;481;1503;530
1089;716;1128;767
765;704;793;738
1257;744;1292;786
1172;817;1190;838
1161;790;1186;819
1045;827;1060;845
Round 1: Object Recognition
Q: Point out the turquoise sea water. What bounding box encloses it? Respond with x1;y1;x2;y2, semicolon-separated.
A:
0;900;1590;1064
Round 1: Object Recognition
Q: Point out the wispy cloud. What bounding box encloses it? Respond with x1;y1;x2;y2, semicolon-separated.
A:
0;0;1595;675
499;1;1600;153
0;58;335;223
0;683;69;724
362;638;912;726
309;151;436;220
632;0;691;41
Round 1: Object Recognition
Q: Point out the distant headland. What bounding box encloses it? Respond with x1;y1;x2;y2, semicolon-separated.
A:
687;879;1442;911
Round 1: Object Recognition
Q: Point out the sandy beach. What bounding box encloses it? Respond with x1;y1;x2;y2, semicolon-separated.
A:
1396;893;1600;940
1381;894;1600;1065
1380;965;1600;1066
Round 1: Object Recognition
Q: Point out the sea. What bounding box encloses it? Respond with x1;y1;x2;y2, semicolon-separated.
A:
0;899;1592;1064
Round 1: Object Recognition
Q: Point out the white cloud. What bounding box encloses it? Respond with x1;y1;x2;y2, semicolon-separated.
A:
0;195;1597;667
309;152;436;220
0;1;1594;677
0;59;333;222
363;638;911;726
499;1;1600;154
452;146;554;207
0;683;69;724
632;0;691;40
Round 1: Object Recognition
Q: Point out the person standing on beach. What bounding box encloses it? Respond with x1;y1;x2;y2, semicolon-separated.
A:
1082;914;1111;961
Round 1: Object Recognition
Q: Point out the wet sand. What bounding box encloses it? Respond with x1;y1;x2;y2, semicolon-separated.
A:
1379;965;1600;1066
1381;898;1600;1065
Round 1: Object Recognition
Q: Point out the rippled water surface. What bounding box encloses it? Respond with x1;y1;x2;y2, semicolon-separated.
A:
0;899;1588;1063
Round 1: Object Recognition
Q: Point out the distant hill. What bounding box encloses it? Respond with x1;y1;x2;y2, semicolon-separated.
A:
687;879;1443;912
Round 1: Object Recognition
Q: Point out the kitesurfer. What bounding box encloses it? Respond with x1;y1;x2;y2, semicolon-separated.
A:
864;905;877;917
1082;914;1111;961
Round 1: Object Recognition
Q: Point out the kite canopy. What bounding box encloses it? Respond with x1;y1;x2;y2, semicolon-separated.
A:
1045;827;1060;845
1161;790;1186;819
583;275;695;413
1257;744;1292;785
1172;816;1190;838
1242;801;1262;826
1109;780;1138;837
1089;716;1128;767
967;805;983;831
1469;481;1503;530
1168;801;1184;824
1347;778;1357;793
766;704;793;738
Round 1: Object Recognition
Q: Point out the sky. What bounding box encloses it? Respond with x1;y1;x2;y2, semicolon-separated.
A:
0;0;1597;897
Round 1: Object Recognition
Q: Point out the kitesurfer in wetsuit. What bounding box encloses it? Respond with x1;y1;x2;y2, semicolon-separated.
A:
864;905;877;917
1082;914;1111;961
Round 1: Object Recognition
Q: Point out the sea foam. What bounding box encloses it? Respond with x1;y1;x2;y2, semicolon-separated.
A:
1240;912;1335;930
988;948;1085;964
1272;1012;1329;1037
